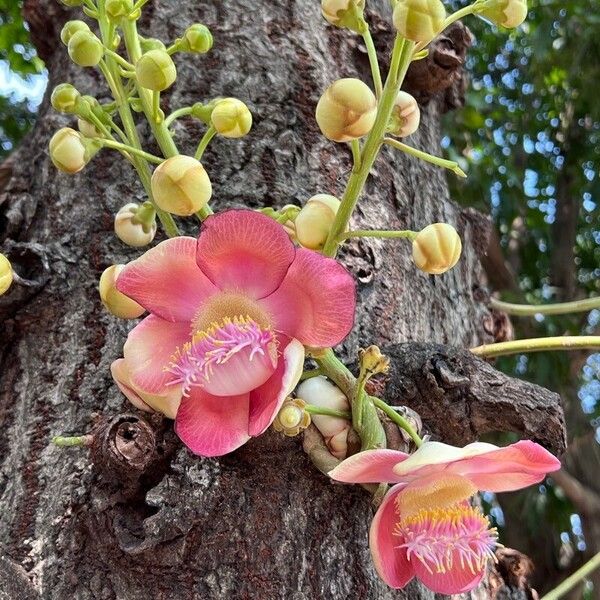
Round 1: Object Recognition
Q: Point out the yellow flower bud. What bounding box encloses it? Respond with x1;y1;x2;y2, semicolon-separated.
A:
393;0;446;43
321;0;365;31
295;194;340;251
412;222;462;275
68;30;104;67
49;128;96;174
114;202;157;247
105;0;133;20
77;118;101;138
180;24;213;53
273;398;311;437
316;78;377;142
388;91;420;137
0;253;13;296
135;49;176;91
99;265;145;319
359;345;390;375
481;0;527;28
211;98;252;138
151;155;212;216
60;20;90;46
51;84;81;114
140;37;166;53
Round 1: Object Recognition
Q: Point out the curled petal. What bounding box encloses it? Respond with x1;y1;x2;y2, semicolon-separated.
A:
329;449;409;484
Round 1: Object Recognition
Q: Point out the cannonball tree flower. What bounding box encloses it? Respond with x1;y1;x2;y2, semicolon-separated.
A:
330;440;560;594
111;210;356;457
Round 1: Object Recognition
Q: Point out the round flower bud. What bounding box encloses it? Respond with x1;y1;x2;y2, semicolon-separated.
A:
273;398;311;437
392;0;446;43
77;118;101;138
140;37;166;53
51;83;80;114
180;24;213;53
151;155;212;216
60;20;90;46
211;98;252;138
321;0;365;31
99;265;145;319
316;78;377;142
68;30;104;67
135;49;176;91
105;0;133;20
49;127;96;174
0;253;13;296
412;222;462;275
388;91;420;137
295;194;340;251
480;0;527;28
114;202;157;247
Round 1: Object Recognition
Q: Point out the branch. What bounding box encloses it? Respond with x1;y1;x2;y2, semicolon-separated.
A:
550;469;600;517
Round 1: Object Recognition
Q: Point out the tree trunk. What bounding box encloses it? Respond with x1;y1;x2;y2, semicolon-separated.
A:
0;1;564;599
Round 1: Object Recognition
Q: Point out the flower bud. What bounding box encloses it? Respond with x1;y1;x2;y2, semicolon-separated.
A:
77;118;101;138
392;0;446;43
51;83;81;114
114;202;157;247
99;265;145;319
316;78;377;142
180;24;213;53
273;398;311;437
412;222;462;274
135;49;176;91
0;253;13;296
49;127;97;174
211;98;252;138
140;37;166;53
105;0;133;20
321;0;365;31
60;20;90;46
68;30;104;67
480;0;527;28
295;194;340;250
359;345;390;375
388;91;420;137
151;155;212;216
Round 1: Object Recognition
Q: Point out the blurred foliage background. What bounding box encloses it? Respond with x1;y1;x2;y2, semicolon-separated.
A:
0;0;598;597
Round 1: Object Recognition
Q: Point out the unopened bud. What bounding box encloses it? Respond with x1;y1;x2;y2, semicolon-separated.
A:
316;78;377;142
99;265;145;319
77;118;101;138
393;0;446;43
140;37;166;53
105;0;133;20
295;194;340;250
211;98;252;138
114;202;157;247
388;91;420;137
151;155;212;216
68;30;104;67
49;128;97;174
51;83;81;114
412;222;462;274
135;49;176;91
321;0;366;31
180;24;213;53
60;20;90;45
0;253;13;296
481;0;527;28
359;345;390;375
273;398;311;437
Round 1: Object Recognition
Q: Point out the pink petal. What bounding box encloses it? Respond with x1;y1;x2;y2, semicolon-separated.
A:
412;558;484;595
248;337;305;436
329;449;409;484
117;237;217;322
175;388;250;457
195;210;295;299
369;484;414;589
261;248;356;347
111;359;154;414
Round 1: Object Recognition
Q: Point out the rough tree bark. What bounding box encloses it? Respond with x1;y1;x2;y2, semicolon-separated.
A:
0;1;565;599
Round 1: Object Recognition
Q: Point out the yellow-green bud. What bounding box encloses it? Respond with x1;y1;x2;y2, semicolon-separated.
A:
180;24;213;53
99;265;145;319
135;50;176;91
295;194;340;251
393;0;446;43
273;398;311;437
60;20;90;46
151;155;212;216
51;84;81;114
388;91;420;137
321;0;365;31
106;0;133;20
481;0;527;28
68;30;104;67
49;128;96;174
77;118;101;138
412;222;462;274
0;253;13;296
211;98;252;138
316;78;377;142
114;202;157;247
140;37;166;53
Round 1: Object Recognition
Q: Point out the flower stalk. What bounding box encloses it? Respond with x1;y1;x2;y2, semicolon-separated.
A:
490;296;600;317
471;336;600;358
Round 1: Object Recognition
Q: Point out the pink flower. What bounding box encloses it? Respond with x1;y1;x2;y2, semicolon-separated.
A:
111;209;356;457
329;440;560;594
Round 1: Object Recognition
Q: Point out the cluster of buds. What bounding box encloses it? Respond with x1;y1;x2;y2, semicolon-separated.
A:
0;253;13;296
295;194;341;251
99;265;145;319
321;0;366;32
388;91;420;138
114;202;157;247
393;0;446;43
412;223;462;274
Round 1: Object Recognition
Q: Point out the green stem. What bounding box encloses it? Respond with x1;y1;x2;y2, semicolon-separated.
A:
384;137;467;178
371;397;423;447
104;48;134;70
304;404;351;420
300;368;323;381
540;552;600;600
361;25;383;98
195;126;217;160
100;139;164;163
165;106;193;127
151;90;162;123
349;139;362;170
490;296;600;317
338;228;417;242
470;336;600;358
52;434;94;448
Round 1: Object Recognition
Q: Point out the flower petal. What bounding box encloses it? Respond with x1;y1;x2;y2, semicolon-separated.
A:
111;359;154;414
248;337;305;436
261;248;356;347
369;484;414;589
175;388;250;457
117;236;217;322
196;210;295;299
412;557;484;595
329;449;409;484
